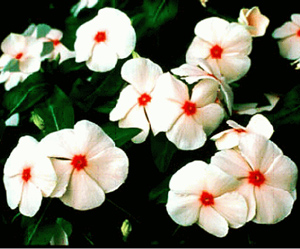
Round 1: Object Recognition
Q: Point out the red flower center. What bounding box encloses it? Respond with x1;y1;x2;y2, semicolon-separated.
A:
22;167;31;182
200;191;215;206
182;101;197;116
71;154;88;171
15;52;23;60
234;128;247;134
210;44;223;59
297;29;300;37
94;31;107;43
138;93;152;106
52;39;60;46
248;170;265;187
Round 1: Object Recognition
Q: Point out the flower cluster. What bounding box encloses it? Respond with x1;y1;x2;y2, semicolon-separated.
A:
3;120;128;216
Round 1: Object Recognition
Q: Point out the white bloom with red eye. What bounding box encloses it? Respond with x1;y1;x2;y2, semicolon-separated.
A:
1;33;43;73
238;6;270;37
211;114;274;150
42;29;75;64
3;136;57;217
166;161;248;238
74;7;136;72
109;57;163;143
151;73;224;150
39;120;129;211
186;17;252;83
272;14;300;60
211;134;298;224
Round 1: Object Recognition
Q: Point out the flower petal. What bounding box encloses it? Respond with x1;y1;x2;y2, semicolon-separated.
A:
85;147;128;193
186;37;211;65
246;114;274;139
1;33;25;55
254;185;295;224
277;35;300;60
19;57;41;73
3;175;23;210
166;191;201;226
214;191;248;228
60;170;105;210
272;21;299;39
198;206;229;238
191;79;219;107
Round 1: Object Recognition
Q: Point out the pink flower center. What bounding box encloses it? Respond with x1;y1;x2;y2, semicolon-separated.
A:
15;52;23;60
52;39;60;46
94;31;107;43
71;154;88;171
248;170;265;187
210;44;223;59
22;167;31;182
182;101;197;116
138;93;152;106
200;191;215;206
234;128;247;133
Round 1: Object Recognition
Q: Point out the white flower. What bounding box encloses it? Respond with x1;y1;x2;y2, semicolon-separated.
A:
42;29;75;64
211;134;298;224
110;57;163;143
272;14;300;60
0;71;30;90
5;113;20;126
211;114;274;150
171;58;233;115
74;7;136;72
166;161;248;238
238;6;270;37
3;136;57;217
186;17;252;83
39;120;129;211
1;33;43;73
151;73;224;150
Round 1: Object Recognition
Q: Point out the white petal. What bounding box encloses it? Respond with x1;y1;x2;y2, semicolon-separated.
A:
97;7;132;26
19;57;41;73
121;58;162;94
239;134;283;173
246;114;274;139
19;181;43;217
166;191;201;226
213;130;241;150
85;147;128;193
186;37;211;65
214;191;248;228
210;149;251;178
272;21;299;39
166;114;207;150
3;175;23;210
237;180;256;222
254;185;295;224
277;35;300;60
169;160;208;194
60;170;105;210
74;120;115;159
265;155;298;192
191;79;219;107
198;206;229;238
1;33;26;55
87;42;118;72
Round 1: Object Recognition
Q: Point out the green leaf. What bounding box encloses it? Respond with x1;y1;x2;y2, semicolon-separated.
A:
34;85;74;134
28;221;57;245
41;41;54;57
94;99;117;114
3;58;20;72
56;218;72;237
2;73;49;116
101;122;141;147
36;24;52;38
151;133;177;173
149;176;171;204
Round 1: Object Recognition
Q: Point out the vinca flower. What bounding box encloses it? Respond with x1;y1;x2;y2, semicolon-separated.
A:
110;57;163;143
211;114;274;150
0;33;43;73
272;14;300;60
3;136;57;217
238;6;270;37
39;120;129;211
186;17;252;83
74;7;136;72
151;73;224;150
166;161;248;237
211;134;298;223
0;71;29;90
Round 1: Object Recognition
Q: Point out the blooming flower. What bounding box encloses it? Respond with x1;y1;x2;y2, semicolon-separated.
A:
211;134;298;223
110;57;163;143
166;160;248;237
151;73;224;150
272;14;300;60
0;33;43;73
186;17;252;83
171;58;233;115
41;29;75;64
211;114;274;150
74;7;136;72
3;136;57;217
0;71;30;90
238;6;270;37
39;120;129;210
